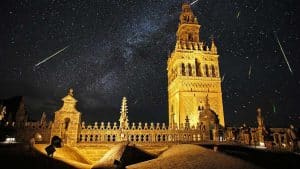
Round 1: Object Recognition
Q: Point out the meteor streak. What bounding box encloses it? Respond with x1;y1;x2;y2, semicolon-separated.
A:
274;32;293;75
248;65;252;79
35;45;69;67
236;11;240;19
272;104;276;113
190;0;200;6
221;73;225;82
254;0;263;12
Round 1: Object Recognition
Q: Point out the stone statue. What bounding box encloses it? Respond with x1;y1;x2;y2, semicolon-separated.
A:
0;106;6;121
69;88;74;96
40;112;47;126
287;124;298;151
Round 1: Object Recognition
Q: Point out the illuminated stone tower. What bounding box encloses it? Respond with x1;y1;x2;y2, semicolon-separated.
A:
51;89;81;145
167;3;225;128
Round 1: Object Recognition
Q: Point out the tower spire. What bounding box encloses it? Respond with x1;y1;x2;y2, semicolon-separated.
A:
204;94;210;110
176;3;201;45
119;97;129;129
179;3;198;25
185;115;190;129
210;36;218;54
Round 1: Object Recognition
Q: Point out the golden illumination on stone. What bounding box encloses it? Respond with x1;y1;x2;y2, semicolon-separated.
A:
167;3;225;128
51;88;81;145
119;97;129;130
5;4;299;168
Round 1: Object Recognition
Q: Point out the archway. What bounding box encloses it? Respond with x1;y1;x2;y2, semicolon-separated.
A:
64;118;71;130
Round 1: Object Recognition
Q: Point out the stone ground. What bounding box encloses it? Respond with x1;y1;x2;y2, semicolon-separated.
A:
91;143;156;169
127;144;262;169
215;145;300;169
34;144;91;168
0;142;299;169
0;142;76;169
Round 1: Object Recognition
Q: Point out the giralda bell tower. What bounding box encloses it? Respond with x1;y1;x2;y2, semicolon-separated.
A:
167;3;225;128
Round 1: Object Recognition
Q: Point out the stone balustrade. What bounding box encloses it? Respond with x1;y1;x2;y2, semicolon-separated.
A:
80;121;201;131
77;121;213;143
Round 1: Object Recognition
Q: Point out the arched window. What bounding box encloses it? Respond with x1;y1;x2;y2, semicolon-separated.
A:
181;63;185;76
184;16;187;21
157;135;161;142
211;65;216;77
205;64;209;77
112;135;116;142
188;33;193;41
195;60;201;76
90;135;93;142
193;134;196;141
174;134;178;141
188;64;192;76
64;118;71;130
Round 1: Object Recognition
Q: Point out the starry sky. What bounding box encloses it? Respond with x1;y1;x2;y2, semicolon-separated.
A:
0;0;299;127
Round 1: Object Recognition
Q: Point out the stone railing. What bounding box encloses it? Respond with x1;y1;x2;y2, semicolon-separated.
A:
24;121;52;129
79;129;207;143
176;40;213;52
78;121;213;143
81;121;170;130
80;121;202;131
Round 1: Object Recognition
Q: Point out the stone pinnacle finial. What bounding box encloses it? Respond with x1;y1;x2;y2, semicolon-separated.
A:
257;107;261;113
257;107;264;127
204;94;210;109
69;88;74;96
185;115;189;122
185;115;190;129
119;96;129;129
210;36;218;54
257;107;262;117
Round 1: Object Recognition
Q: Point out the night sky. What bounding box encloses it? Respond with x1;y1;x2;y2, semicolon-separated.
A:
0;0;299;127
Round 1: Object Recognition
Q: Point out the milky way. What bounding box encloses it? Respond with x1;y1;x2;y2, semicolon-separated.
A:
0;0;299;127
